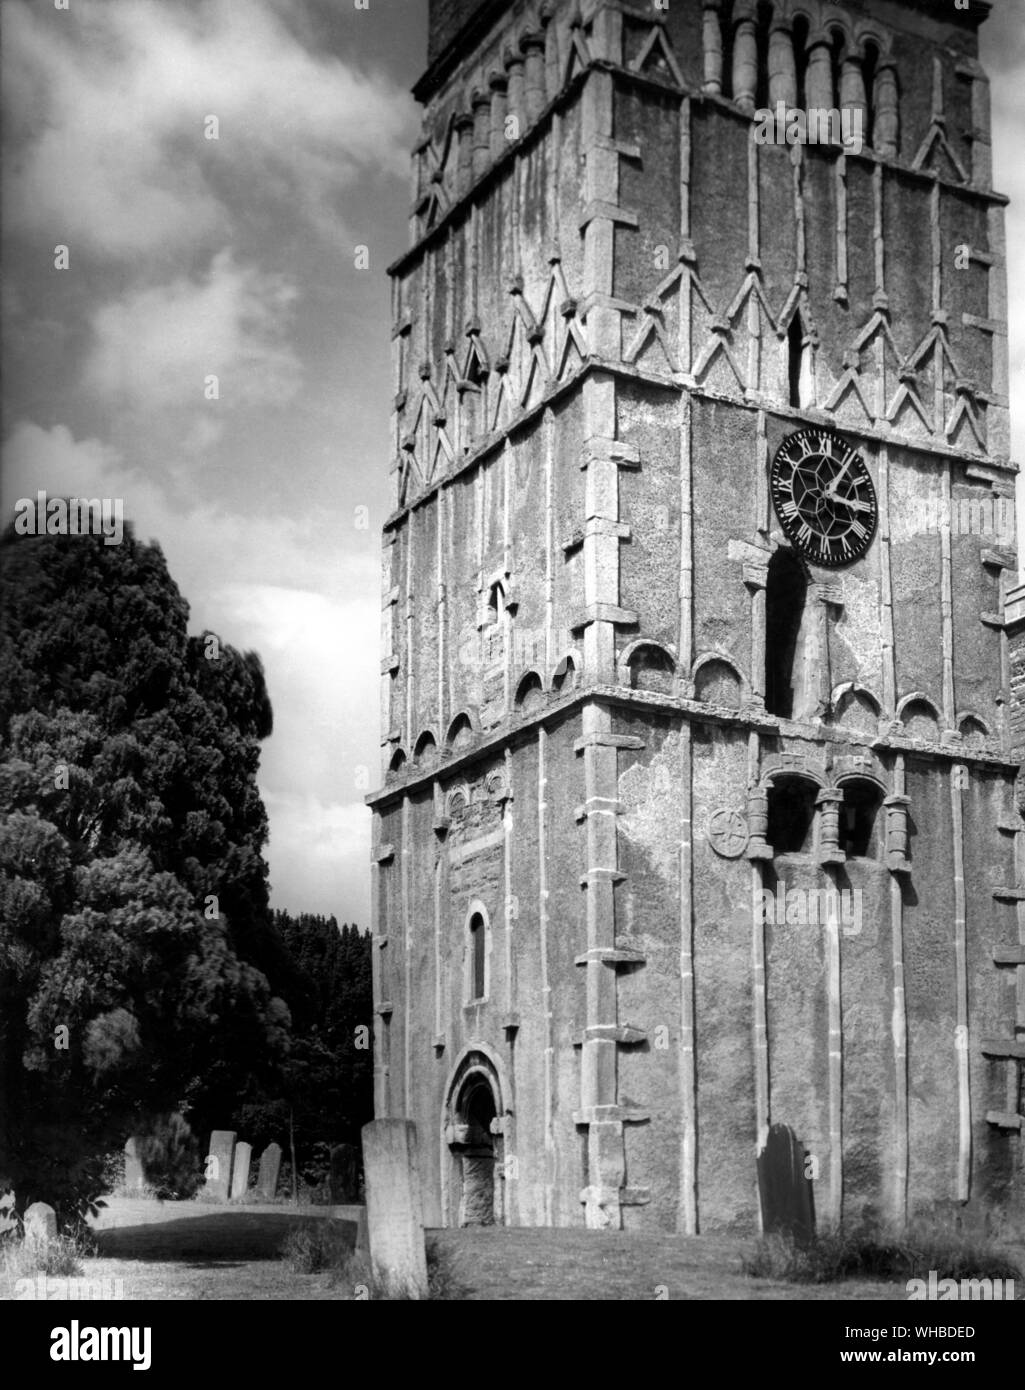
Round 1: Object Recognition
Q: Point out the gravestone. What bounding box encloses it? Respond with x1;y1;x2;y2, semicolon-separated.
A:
124;1137;145;1193
460;1156;495;1226
24;1202;58;1247
205;1130;236;1202
230;1141;253;1200
329;1142;360;1203
256;1143;282;1200
361;1120;428;1298
756;1123;815;1246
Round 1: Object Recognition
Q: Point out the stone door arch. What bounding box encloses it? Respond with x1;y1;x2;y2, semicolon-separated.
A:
443;1049;507;1227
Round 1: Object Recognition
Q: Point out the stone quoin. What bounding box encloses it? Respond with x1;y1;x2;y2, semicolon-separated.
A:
368;0;1024;1233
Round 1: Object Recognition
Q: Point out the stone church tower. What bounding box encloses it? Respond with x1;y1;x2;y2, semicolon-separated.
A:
368;0;1023;1232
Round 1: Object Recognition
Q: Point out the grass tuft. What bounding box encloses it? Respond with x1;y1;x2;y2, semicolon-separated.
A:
744;1220;1023;1294
279;1219;354;1274
278;1222;466;1299
1;1232;87;1280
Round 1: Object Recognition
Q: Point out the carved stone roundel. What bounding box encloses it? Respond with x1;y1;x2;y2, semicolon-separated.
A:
707;808;750;858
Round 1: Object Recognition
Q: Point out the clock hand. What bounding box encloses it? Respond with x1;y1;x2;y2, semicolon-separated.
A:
830;497;873;514
823;449;858;498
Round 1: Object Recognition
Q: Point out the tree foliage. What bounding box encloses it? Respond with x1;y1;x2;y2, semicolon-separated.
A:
0;526;291;1225
236;914;373;1181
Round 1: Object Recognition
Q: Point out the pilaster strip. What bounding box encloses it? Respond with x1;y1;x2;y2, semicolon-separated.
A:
878;443;897;718
891;753;909;1223
678;721;697;1233
951;764;972;1201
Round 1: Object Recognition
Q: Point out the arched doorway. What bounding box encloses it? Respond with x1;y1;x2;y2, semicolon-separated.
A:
443;1050;506;1227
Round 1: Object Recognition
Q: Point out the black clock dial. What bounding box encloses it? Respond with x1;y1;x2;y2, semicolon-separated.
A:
770;427;877;568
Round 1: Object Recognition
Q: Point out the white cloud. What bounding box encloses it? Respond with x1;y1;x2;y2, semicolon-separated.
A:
214;581;379;800
2;419;382;924
83;250;301;412
2;0;415;259
263;792;372;924
0;419;379;601
1;424;121;507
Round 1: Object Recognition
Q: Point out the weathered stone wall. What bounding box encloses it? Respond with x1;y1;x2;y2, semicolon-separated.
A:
426;0;497;68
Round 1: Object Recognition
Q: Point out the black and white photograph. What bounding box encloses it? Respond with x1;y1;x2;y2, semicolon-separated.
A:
1;0;1024;1352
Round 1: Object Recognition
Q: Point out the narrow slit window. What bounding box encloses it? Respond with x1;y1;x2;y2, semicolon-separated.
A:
470;913;486;1001
487;582;505;623
765;547;808;719
787;315;805;409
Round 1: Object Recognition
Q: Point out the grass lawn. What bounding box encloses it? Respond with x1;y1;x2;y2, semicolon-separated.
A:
0;1196;945;1300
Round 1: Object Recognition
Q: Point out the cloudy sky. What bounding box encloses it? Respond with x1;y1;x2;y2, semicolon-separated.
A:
1;0;1022;927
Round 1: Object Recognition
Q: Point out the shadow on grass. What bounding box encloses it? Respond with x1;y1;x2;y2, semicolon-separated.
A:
96;1213;359;1265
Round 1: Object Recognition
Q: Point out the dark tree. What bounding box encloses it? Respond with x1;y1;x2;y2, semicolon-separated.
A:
236;913;373;1182
0;524;292;1225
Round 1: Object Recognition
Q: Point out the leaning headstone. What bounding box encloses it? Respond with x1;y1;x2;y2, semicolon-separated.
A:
230;1141;253;1200
361;1120;428;1298
756;1122;815;1247
256;1143;282;1200
24;1202;58;1248
205;1130;236;1202
124;1137;145;1193
329;1142;360;1203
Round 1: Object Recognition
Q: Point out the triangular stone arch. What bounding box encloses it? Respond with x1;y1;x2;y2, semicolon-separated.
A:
556;321;587;380
399;449;424;507
912;125;969;184
490;370;517;434
625;309;679;376
631;25;685;86
462;334;490;385
521;346;550;411
563;22;592;86
946;397;986;454
827;372;876;428
694;336;746;396
888;385;934;441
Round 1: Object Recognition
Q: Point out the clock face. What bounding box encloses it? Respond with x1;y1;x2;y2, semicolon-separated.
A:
770;427;877;568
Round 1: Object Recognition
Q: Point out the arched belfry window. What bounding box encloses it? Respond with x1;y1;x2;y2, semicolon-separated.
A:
720;0;737;96
767;775;818;854
861;42;880;148
829;26;846;109
765;548;808;720
792;15;810;108
839;779;884;858
703;4;898;151
754;1;773;110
